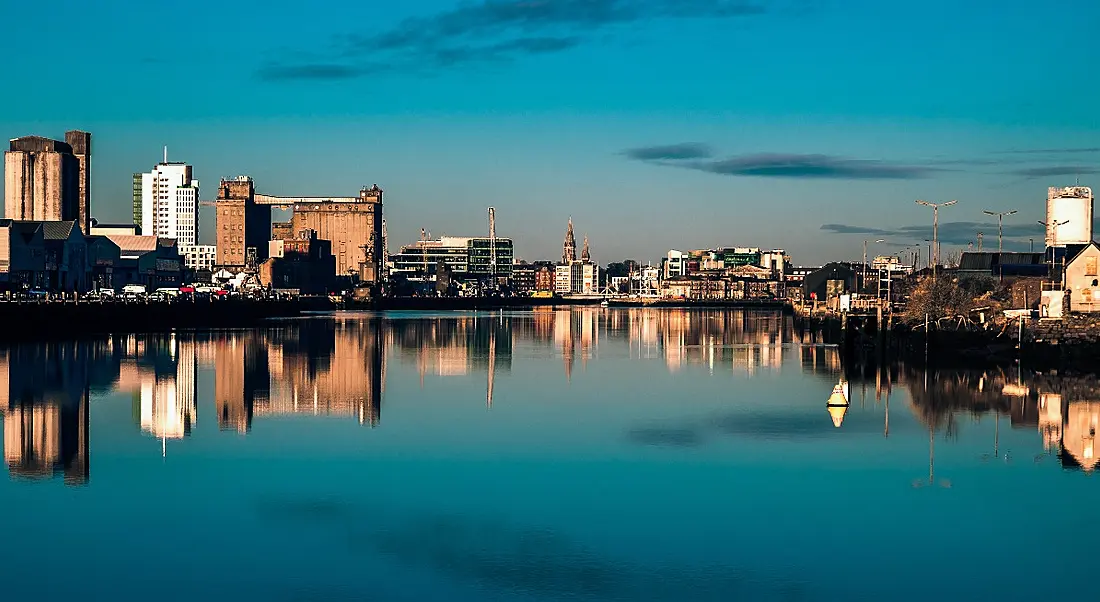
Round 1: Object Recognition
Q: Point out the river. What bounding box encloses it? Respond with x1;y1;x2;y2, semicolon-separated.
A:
1;308;1095;602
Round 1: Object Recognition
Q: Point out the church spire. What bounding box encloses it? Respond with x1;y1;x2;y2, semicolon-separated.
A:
581;234;590;262
562;217;576;263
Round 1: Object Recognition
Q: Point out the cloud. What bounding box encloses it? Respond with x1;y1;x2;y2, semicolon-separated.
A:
260;1;772;80
1008;166;1100;178
820;224;894;235
645;153;935;179
822;220;1045;246
623;143;713;161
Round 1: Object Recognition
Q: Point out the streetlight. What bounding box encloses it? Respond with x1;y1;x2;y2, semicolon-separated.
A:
982;209;1018;253
916;199;958;281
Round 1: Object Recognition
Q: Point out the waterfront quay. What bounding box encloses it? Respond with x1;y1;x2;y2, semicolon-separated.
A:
0;297;308;341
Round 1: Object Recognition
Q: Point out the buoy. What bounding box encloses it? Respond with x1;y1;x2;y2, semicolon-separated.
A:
826;381;850;428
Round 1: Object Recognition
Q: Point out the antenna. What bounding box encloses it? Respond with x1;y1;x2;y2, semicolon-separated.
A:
163;145;168;163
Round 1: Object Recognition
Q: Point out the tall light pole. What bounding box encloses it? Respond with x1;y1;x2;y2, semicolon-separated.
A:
916;200;957;281
982;209;1018;253
977;231;983;252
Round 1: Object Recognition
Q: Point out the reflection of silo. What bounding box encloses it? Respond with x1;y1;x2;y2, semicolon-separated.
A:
1061;402;1099;472
1045;186;1093;247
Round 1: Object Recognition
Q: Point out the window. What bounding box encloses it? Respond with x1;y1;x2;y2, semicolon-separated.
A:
1087;256;1098;277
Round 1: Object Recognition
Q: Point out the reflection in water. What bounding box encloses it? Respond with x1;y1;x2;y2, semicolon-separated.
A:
4;308;1100;486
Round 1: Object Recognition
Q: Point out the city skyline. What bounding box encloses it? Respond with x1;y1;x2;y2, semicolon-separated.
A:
2;1;1099;263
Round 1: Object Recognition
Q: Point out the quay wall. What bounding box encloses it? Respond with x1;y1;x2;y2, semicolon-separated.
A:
0;299;308;341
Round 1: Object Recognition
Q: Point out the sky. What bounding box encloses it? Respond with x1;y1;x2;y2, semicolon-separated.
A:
2;0;1099;265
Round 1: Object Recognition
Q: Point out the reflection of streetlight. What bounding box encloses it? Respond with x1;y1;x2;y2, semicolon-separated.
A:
916;199;958;281
913;426;952;489
982;209;1018;253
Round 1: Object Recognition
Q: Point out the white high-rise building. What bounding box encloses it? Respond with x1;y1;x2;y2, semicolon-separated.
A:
138;152;199;246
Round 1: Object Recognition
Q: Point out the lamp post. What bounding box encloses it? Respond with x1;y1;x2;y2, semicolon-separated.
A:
916;200;957;281
977;231;983;252
924;239;933;272
982;209;1018;253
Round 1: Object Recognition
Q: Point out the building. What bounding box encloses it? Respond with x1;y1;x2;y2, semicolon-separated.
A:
259;229;336;294
511;260;555;294
555;222;599;295
85;235;121;291
0;219;46;290
215;176;271;268
802;262;857;302
4;131;91;232
286;185;384;281
179;244;217;272
664;250;687;279
390;235;515;281
36;221;88;292
106;235;183;289
956;252;1046;281
1064;242;1100;312
90;223;139;237
136;156;200;246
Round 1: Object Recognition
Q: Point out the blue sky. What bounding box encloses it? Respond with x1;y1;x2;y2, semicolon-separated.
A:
2;0;1099;265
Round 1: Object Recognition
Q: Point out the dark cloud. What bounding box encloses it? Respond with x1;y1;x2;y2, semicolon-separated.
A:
666;153;935;179
820;224;894;235
261;1;772;80
623;143;713;161
1008;166;1100;178
822;220;1045;246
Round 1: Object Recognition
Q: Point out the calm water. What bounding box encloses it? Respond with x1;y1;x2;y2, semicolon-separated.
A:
1;308;1096;602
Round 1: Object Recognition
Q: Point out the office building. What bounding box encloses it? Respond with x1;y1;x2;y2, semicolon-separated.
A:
391;235;514;281
4;131;91;232
137;156;199;246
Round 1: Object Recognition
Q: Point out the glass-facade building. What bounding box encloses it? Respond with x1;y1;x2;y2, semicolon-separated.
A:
391;237;514;280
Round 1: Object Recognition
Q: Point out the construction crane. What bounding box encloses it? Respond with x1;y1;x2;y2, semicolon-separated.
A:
488;207;497;281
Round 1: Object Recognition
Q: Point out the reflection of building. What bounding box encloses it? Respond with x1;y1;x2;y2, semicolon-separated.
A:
265;320;385;426
213;334;267;433
1062;402;1099;471
1;345;90;485
137;339;197;441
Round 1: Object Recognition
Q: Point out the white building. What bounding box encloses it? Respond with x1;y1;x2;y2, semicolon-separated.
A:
138;156;199;246
555;262;599;294
664;250;686;279
179;244;217;272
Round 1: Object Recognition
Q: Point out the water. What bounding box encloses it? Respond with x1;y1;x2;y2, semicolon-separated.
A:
1;308;1096;602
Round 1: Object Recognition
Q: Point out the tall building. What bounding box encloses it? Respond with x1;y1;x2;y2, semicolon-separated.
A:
138;156;200;246
215;176;271;268
132;173;143;234
4;131;91;232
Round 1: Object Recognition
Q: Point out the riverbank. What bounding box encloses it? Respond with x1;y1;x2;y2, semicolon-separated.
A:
605;298;789;309
357;297;605;311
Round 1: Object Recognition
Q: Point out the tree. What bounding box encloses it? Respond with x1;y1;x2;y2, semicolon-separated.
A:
901;277;976;323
